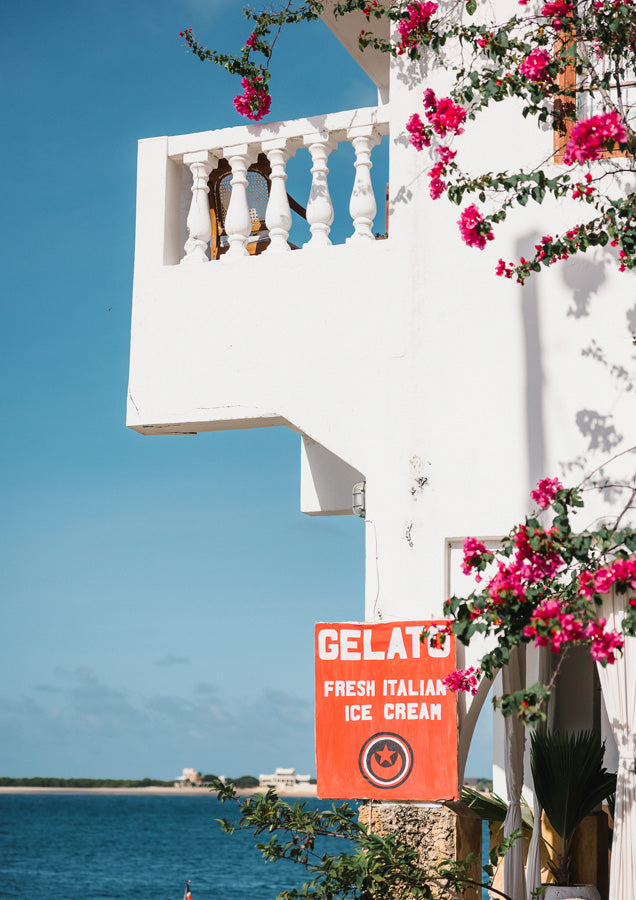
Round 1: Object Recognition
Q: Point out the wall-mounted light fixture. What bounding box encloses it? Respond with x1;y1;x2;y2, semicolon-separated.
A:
352;482;366;518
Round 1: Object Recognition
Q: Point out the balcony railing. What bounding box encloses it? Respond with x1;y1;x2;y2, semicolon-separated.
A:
168;105;390;264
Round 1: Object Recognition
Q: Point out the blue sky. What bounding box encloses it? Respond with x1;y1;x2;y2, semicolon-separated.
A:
1;0;490;780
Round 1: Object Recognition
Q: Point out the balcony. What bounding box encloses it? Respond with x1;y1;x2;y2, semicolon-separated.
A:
133;104;390;271
128;102;397;477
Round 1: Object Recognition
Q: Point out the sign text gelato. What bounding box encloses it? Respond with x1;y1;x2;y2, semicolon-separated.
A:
315;621;458;800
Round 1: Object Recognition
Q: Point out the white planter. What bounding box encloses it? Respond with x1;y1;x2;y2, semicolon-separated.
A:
543;887;601;900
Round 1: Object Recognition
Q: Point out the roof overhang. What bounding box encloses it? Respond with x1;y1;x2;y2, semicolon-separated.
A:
319;1;390;96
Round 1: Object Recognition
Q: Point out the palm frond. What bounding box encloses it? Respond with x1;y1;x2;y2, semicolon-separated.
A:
461;786;534;830
530;729;616;844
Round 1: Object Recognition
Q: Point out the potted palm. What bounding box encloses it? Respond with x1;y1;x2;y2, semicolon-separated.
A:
530;729;616;899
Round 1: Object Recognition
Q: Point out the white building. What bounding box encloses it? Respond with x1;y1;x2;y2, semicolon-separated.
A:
127;2;634;896
259;767;312;791
173;767;202;787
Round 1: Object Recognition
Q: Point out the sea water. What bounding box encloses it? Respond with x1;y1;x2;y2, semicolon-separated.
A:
0;793;490;900
0;793;354;900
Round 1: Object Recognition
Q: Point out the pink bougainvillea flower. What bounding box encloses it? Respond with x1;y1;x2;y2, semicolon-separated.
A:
233;76;271;121
458;204;494;249
396;1;438;53
245;32;257;49
563;110;627;164
461;537;490;579
423;88;467;136
541;0;573;27
519;48;551;81
406;113;430;150
530;476;563;509
443;666;479;695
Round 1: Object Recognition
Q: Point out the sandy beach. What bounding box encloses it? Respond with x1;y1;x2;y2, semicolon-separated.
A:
0;785;319;797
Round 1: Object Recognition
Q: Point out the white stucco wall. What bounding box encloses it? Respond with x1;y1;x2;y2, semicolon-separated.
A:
128;10;635;782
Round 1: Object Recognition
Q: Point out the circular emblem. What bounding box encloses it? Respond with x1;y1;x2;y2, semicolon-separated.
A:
359;732;414;789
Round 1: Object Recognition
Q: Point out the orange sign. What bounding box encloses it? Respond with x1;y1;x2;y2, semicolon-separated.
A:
315;621;458;801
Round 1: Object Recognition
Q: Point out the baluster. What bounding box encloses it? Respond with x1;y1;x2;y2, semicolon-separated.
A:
303;132;336;249
262;139;294;253
346;126;380;244
222;144;257;260
182;150;218;264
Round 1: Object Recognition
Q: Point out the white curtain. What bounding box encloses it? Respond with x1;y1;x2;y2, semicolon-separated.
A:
502;644;527;900
525;646;556;899
596;588;636;900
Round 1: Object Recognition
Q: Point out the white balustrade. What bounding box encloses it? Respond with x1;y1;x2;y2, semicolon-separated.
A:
263;139;294;253
222;144;257;260
346;126;380;244
182;150;218;264
304;132;336;249
169;106;390;263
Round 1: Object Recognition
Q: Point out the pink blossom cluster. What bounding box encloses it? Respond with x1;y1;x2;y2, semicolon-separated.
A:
233;76;271;121
406;113;430;150
443;666;479;696
579;555;636;599
488;560;527;605
477;32;494;48
513;525;564;584
585;618;624;663
245;32;257;49
534;235;554;262
563;110;627;164
530;476;563;509
396;2;439;54
540;0;573;28
496;258;515;278
524;599;623;662
461;537;490;580
519;48;551;81
572;172;595;199
363;0;378;18
428;145;457;198
423;88;467;137
458;204;494;250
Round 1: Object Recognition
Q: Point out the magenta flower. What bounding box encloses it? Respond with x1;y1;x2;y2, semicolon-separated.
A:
530;477;563;509
245;32;257;50
540;0;573;27
396;2;438;53
519;48;551;81
423;89;467;137
406;113;430;150
443;666;479;696
458;204;494;250
233;76;271;121
563;110;627;164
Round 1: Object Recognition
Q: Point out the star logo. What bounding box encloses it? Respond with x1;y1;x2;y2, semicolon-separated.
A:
359;733;414;789
374;743;397;766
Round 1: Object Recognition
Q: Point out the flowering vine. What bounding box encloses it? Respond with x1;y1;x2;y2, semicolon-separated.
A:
179;0;636;281
430;472;636;724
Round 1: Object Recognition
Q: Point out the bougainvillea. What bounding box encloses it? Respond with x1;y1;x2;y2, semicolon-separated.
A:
233;75;271;121
179;0;636;280
437;476;636;722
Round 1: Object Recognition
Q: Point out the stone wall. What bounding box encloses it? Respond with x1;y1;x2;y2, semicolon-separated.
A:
358;801;481;899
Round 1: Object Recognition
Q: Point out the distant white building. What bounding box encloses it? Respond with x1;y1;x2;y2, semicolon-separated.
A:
174;767;202;788
259;768;311;791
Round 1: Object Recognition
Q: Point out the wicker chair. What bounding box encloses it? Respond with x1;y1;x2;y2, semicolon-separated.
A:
208;153;305;258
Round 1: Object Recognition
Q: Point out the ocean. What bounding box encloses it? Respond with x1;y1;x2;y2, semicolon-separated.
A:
0;793;490;900
0;793;354;900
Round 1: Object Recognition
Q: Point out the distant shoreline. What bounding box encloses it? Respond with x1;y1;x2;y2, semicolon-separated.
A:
0;785;319;797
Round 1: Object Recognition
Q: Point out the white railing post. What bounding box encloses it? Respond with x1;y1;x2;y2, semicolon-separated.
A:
182;150;218;264
262;139;294;253
303;132;336;249
222;144;257;260
346;126;380;244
